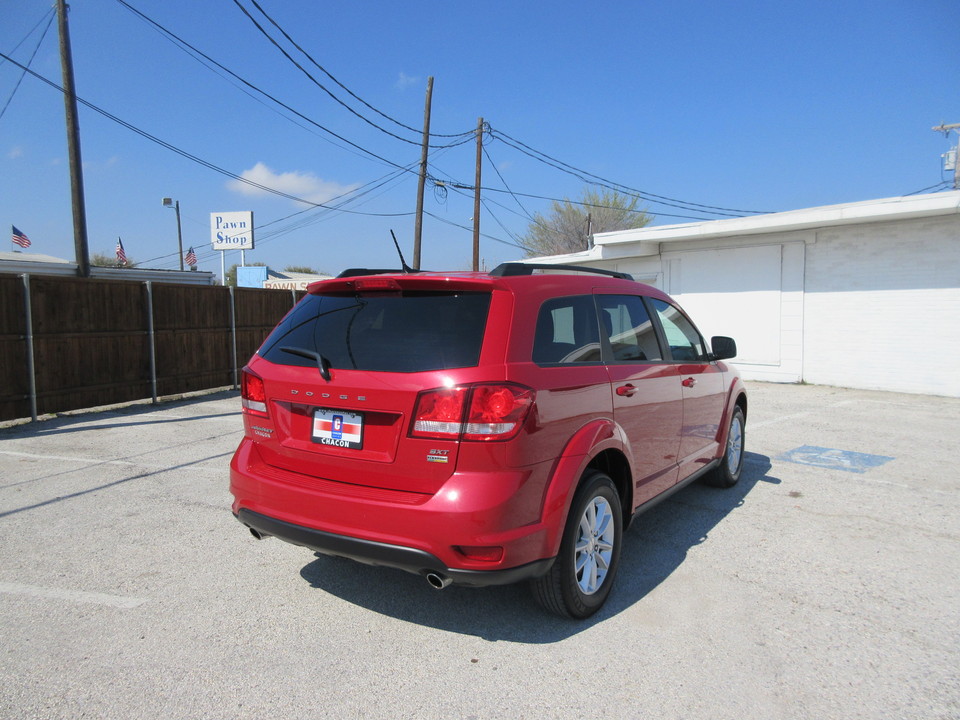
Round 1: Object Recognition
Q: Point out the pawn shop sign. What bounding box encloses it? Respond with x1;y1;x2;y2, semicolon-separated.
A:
210;211;254;250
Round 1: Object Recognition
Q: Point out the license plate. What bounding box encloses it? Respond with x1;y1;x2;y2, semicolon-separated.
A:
312;409;364;449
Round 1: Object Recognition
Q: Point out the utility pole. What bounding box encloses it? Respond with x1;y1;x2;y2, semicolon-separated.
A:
57;0;90;278
932;122;960;190
472;117;483;271
413;77;434;270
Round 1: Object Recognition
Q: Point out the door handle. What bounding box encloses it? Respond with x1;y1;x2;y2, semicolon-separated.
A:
616;384;638;397
682;377;697;388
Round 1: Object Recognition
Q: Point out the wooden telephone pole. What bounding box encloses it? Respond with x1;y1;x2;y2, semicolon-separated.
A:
472;118;483;271
57;0;90;277
413;77;434;270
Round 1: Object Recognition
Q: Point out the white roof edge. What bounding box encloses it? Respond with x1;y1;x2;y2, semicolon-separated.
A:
595;190;960;245
517;246;604;266
0;259;215;284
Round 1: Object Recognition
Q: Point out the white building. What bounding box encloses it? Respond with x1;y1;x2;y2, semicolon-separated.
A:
530;191;960;397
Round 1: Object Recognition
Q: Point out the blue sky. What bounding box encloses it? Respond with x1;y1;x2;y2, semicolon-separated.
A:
1;0;957;277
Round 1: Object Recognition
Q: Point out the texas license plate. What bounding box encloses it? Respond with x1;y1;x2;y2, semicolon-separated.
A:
312;409;364;449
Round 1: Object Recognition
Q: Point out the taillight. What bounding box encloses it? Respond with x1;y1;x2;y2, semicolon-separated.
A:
411;387;468;439
241;369;268;417
411;384;533;441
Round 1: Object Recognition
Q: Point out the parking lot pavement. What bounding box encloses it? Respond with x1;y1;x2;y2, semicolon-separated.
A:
0;382;958;720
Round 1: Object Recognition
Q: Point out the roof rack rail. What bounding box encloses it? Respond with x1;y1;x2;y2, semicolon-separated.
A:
336;268;420;279
489;262;634;281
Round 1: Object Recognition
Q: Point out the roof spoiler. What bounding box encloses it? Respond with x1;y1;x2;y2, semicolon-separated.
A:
489;262;634;281
336;268;413;278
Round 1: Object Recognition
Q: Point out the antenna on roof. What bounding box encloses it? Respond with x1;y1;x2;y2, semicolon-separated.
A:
390;230;415;274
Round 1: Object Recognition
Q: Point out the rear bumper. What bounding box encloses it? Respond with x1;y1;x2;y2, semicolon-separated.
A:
229;438;559;585
235;508;554;587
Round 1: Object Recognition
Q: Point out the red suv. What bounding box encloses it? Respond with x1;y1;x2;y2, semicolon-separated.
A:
230;263;746;618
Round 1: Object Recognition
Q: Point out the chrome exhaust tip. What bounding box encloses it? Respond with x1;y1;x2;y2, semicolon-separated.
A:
425;572;452;590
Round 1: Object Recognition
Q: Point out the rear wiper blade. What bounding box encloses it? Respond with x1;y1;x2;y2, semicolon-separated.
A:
280;346;332;382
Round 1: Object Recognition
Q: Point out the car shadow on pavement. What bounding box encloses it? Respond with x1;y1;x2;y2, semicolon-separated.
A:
0;390;240;436
299;451;777;643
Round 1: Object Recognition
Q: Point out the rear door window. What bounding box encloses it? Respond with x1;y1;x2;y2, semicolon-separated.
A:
259;291;490;372
533;295;602;364
597;295;663;362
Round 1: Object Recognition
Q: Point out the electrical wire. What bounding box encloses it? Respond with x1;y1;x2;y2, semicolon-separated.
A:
113;0;414;172
136;164;419;268
245;0;473;141
231;0;474;149
481;139;538;225
0;8;56;122
424;210;524;251
0;50;433;266
904;180;951;196
488;126;774;217
480;198;523;245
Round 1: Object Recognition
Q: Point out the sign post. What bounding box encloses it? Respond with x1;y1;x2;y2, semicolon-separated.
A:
210;211;254;285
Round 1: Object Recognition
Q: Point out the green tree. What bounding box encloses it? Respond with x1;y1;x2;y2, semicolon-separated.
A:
91;251;136;268
519;186;651;257
283;265;321;274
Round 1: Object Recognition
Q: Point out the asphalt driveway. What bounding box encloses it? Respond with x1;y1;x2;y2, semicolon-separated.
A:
0;382;957;719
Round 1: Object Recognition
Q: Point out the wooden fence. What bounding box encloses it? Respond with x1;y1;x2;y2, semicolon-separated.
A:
0;274;302;422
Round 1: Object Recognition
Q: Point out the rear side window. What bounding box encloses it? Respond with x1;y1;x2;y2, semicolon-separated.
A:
533;295;602;364
597;295;662;362
259;291;490;372
650;298;706;361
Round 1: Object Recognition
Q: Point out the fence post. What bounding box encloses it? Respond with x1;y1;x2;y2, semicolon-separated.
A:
21;274;37;422
229;285;238;390
145;281;158;403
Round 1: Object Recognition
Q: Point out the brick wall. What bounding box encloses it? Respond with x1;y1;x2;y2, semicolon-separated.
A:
802;215;960;396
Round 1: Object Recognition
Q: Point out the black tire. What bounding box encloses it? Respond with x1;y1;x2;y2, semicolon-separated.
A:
531;471;623;619
703;405;745;488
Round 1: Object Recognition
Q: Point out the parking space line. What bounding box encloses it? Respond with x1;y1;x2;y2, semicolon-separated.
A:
0;450;140;467
749;400;857;429
0;581;147;609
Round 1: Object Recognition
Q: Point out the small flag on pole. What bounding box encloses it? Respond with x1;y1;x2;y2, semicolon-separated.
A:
12;226;31;248
185;246;197;266
116;237;127;265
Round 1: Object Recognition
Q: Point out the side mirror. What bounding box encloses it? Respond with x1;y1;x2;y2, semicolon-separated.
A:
710;336;737;360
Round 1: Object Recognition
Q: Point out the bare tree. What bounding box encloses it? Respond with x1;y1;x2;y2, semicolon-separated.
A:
519;186;651;257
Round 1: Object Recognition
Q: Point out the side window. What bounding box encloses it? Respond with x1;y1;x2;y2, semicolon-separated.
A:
596;295;662;362
533;296;601;364
650;298;706;362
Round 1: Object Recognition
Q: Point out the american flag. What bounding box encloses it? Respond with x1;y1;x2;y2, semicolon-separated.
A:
115;237;127;265
185;246;197;266
12;225;31;248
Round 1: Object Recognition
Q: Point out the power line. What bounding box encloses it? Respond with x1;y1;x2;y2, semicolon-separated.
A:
0;51;428;227
244;0;473;141
0;8;56;122
113;0;415;172
424;210;524;251
904;180;950;196
138;165;419;269
481;139;538;225
488;126;774;217
231;0;474;149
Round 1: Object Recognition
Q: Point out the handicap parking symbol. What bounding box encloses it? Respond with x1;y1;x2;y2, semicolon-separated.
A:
777;445;894;474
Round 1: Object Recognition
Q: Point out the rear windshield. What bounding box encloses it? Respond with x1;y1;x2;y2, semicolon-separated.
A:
259;291;491;373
